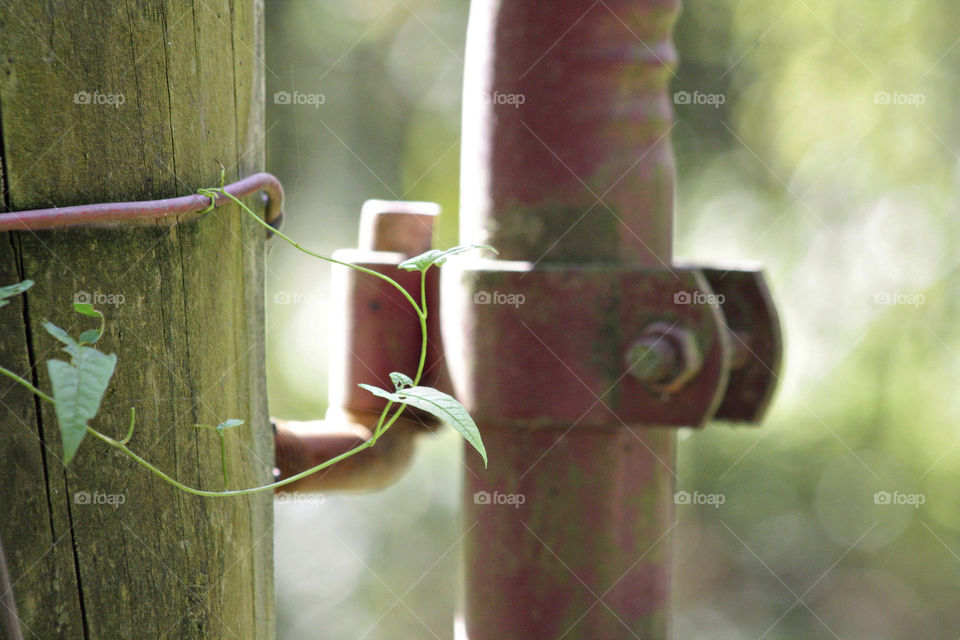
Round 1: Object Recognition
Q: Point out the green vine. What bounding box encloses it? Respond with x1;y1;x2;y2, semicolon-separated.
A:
0;176;492;498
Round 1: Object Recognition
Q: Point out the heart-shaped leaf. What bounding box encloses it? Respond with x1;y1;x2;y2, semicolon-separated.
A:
359;383;487;467
398;244;496;272
47;346;117;465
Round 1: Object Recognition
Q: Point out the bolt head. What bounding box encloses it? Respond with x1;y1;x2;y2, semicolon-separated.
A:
626;322;703;394
625;339;676;383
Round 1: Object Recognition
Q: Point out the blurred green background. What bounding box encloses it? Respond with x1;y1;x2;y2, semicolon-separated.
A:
264;1;960;638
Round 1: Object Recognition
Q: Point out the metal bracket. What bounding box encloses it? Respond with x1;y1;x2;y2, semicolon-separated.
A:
442;261;780;429
699;266;782;422
275;209;780;488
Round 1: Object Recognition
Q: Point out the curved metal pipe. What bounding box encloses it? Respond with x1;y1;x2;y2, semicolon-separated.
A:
273;413;430;492
0;172;283;233
271;201;446;493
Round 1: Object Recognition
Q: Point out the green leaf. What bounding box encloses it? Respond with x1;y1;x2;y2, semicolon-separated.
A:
77;329;101;345
47;346;117;465
389;372;414;390
72;302;101;318
0;280;34;308
216;418;244;432
47;361;86;464
398;244;496;272
73;304;105;344
42;321;80;355
359;384;487;467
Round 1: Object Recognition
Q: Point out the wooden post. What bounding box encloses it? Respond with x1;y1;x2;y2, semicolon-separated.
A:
0;2;273;638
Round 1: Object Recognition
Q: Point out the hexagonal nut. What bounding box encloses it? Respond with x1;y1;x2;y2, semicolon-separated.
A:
625;337;677;384
634;322;703;394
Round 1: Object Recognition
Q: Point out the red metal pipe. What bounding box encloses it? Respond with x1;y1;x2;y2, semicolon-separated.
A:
0;172;283;232
459;1;677;266
450;1;681;637
272;412;421;492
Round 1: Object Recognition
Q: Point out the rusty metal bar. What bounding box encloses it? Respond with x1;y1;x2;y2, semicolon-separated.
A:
449;1;682;637
0;532;23;640
0;172;284;233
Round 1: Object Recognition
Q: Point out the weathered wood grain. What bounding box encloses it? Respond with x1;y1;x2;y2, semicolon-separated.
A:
0;2;273;638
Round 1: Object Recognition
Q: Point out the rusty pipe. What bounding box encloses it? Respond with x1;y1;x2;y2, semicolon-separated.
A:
272;201;449;492
0;172;284;233
448;1;681;637
0;532;23;640
272;412;422;492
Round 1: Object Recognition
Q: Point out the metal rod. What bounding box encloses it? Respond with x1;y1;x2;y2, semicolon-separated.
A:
0;532;24;640
0;172;283;233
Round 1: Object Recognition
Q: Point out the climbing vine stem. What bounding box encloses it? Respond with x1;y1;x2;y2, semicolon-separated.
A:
0;175;491;499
